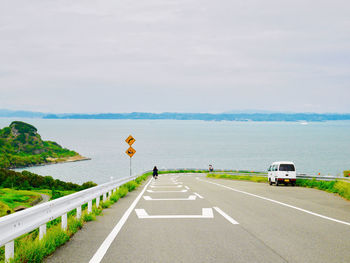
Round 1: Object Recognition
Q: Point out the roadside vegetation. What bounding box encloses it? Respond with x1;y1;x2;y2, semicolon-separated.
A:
0;189;43;216
0;173;149;263
0;169;97;217
0;121;81;168
344;170;350;177
158;169;266;175
296;179;350;201
207;173;267;183
0;169;96;192
206;172;350;201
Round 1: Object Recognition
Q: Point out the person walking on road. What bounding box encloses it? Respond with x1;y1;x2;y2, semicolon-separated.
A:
153;166;158;179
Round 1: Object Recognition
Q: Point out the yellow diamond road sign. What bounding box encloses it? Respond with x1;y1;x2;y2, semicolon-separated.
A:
126;147;136;158
125;135;136;146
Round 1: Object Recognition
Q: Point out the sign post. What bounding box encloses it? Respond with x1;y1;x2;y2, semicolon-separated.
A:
125;135;136;176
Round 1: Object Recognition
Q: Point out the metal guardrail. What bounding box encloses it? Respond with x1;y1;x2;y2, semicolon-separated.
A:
0;174;139;261
297;174;350;181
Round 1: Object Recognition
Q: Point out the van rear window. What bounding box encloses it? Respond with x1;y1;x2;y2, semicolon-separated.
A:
279;164;295;171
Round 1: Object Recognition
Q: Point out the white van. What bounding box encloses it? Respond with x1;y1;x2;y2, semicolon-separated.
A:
268;161;296;186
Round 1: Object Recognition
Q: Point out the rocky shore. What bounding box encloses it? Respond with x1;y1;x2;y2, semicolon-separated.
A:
46;154;91;164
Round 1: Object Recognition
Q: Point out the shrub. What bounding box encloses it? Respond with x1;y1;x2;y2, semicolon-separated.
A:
117;187;128;198
67;217;83;235
124;181;137;192
343;170;350;177
92;206;103;216
110;193;120;203
207;173;267;183
82;212;96;222
101;200;113;209
12;226;70;263
334;181;350;200
296;179;350;201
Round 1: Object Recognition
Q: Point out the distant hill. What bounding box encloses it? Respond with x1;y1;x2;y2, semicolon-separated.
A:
43;112;350;122
0;121;87;168
1;109;350;122
0;109;46;118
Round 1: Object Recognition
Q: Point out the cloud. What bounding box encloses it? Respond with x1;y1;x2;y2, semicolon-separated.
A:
0;0;349;113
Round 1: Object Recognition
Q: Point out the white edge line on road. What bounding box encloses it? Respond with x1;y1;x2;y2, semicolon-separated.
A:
194;192;204;199
197;178;350;226
135;208;214;219
213;207;239;225
89;178;153;263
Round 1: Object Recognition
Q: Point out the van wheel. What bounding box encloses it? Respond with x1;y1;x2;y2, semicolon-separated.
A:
269;178;272;185
276;180;279;186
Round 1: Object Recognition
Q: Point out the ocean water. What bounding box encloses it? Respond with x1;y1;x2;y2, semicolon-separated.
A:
1;118;349;184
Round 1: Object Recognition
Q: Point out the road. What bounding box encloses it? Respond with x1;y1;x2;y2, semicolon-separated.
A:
37;193;50;205
45;174;350;263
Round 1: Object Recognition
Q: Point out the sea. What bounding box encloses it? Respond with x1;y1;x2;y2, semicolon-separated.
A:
1;118;349;184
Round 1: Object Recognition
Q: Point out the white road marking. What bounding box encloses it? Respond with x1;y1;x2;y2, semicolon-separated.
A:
197;178;350;226
147;189;188;193
143;195;197;201
135;208;214;219
150;185;182;188
184;186;190;190
194;192;204;199
89;178;153;263
214;207;239;225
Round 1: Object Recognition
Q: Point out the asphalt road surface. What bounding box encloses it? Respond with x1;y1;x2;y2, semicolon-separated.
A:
45;174;350;263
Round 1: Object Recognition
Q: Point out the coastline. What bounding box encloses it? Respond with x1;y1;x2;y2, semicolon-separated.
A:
10;154;91;170
46;154;91;164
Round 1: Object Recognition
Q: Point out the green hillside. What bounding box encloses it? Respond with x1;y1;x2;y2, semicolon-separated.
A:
0;121;80;168
0;168;97;216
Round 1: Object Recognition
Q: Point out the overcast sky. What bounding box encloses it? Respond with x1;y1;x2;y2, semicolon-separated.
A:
0;0;349;113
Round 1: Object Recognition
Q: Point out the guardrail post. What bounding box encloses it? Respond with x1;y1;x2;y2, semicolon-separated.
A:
88;200;92;213
108;191;112;200
39;224;47;240
61;213;67;231
76;206;82;219
5;241;14;262
96;196;100;207
103;193;107;202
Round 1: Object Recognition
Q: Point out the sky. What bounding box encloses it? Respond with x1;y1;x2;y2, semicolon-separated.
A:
0;0;349;113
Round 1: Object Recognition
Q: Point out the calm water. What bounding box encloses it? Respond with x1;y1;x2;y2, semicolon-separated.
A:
1;118;349;184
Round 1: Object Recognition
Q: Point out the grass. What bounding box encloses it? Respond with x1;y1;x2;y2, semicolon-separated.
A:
0;188;76;218
82;211;96;222
206;172;350;202
0;173;150;263
101;200;113;209
157;169;266;175
344;170;350;177
207;173;268;183
0;202;11;217
117;187;128;198
0;189;42;215
296;179;350;201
